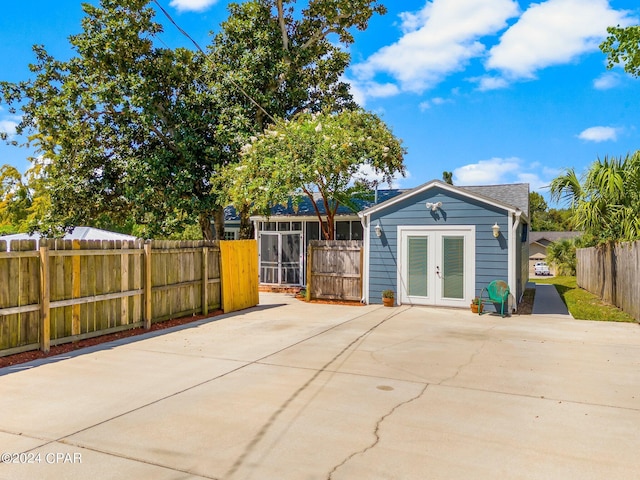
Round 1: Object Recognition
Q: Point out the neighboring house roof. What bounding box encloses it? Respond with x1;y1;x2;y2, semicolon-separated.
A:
360;180;530;220
529;231;582;245
226;189;407;221
0;227;139;245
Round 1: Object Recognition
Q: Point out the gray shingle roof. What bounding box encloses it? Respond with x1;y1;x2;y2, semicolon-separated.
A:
226;189;407;220
459;183;530;217
226;181;531;221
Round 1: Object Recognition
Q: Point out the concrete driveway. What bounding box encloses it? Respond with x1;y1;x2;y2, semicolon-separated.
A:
1;294;639;479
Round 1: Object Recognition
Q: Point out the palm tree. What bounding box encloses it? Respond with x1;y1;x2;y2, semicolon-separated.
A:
549;152;640;242
546;238;577;276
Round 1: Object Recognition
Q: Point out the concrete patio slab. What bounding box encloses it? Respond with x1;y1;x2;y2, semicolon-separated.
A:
0;292;638;479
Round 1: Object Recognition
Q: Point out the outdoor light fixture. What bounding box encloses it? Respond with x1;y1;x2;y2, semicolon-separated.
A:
492;222;500;238
375;221;382;238
425;201;443;211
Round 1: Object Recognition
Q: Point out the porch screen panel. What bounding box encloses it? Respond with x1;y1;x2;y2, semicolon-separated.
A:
281;233;301;284
442;236;464;299
407;236;428;297
260;234;279;283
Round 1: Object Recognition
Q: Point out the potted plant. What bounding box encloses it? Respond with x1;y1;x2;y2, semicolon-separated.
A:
382;289;395;307
470;297;483;314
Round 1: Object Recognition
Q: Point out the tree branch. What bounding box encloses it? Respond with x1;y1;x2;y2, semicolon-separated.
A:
300;14;349;50
276;0;289;52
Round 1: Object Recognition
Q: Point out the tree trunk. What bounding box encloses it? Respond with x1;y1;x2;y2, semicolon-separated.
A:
199;212;214;241
212;207;225;240
239;203;254;239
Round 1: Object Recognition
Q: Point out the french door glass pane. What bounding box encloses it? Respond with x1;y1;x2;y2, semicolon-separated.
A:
442;236;464;299
407;236;428;297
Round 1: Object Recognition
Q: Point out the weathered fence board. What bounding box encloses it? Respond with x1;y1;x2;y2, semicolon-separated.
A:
577;241;640;321
0;238;240;356
307;241;363;301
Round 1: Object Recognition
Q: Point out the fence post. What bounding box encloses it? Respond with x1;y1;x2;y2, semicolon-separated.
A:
121;242;130;325
306;243;313;301
39;246;50;353
144;242;152;329
72;239;81;336
202;245;209;316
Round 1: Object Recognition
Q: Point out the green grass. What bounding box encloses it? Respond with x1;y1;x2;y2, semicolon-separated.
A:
531;276;637;322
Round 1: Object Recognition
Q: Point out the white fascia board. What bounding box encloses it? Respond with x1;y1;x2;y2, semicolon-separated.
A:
508;211;522;312
362;215;370;304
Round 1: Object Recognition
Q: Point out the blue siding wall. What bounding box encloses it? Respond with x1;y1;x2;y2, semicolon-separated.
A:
368;187;509;304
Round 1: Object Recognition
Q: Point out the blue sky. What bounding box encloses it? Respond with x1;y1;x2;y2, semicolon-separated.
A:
1;0;639;204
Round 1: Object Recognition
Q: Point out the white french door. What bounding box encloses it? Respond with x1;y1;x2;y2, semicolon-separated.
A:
399;227;475;307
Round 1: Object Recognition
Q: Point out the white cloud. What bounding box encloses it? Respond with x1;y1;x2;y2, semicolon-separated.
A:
476;76;509;91
419;96;452;111
346;78;400;107
578;126;618;142
453;156;550;190
351;0;519;96
593;72;620;90
356;164;410;189
486;0;636;80
169;0;219;12
0;119;18;137
454;157;521;185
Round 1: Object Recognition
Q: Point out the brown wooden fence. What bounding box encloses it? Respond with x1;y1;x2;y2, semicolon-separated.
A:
0;239;258;356
306;240;363;301
576;241;640;321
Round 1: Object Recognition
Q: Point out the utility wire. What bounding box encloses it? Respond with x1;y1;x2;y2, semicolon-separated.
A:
152;0;276;124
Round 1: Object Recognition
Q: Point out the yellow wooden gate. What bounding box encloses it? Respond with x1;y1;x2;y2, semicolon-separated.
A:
220;240;259;313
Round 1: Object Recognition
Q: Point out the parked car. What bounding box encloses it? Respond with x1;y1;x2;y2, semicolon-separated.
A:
534;262;551;276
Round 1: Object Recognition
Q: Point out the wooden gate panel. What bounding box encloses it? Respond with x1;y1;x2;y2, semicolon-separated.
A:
220;240;259;313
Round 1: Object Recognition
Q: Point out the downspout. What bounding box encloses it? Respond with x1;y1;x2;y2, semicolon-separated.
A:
509;210;522;312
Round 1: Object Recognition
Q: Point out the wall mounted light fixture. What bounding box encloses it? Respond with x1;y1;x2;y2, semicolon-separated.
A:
425;201;443;212
375;221;382;238
492;222;500;238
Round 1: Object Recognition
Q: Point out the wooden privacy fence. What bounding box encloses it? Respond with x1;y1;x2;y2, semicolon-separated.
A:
0;239;258;356
306;240;363;301
577;241;640;322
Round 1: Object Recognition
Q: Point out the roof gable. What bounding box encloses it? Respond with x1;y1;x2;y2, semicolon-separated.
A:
359;180;529;219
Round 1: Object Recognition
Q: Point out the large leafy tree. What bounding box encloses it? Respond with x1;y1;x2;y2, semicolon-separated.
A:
550;153;640;242
206;0;386;238
529;191;573;231
0;165;30;231
221;109;405;240
600;25;640;77
1;0;242;239
0;158;53;233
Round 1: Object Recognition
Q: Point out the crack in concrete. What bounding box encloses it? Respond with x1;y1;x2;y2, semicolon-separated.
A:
327;383;429;480
437;325;497;386
223;307;409;479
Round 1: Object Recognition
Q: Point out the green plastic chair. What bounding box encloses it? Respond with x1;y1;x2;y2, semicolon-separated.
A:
479;280;510;317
